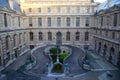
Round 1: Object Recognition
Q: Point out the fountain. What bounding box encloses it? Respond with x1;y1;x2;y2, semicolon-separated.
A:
44;45;72;77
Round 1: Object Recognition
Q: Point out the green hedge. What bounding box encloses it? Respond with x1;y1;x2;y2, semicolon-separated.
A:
59;51;69;63
49;47;61;54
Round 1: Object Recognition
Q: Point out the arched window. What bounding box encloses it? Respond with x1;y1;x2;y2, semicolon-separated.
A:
85;32;89;41
29;32;33;41
76;32;80;41
13;34;17;47
66;31;70;41
23;32;26;42
98;42;101;53
6;36;10;50
48;32;52;41
0;40;2;66
39;32;43;41
19;33;22;44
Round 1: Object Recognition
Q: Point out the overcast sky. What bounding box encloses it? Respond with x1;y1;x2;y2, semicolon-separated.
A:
94;0;106;3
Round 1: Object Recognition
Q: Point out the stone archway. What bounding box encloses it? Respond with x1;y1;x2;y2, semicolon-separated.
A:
117;51;120;67
56;32;62;46
109;47;115;63
103;44;107;56
98;42;101;53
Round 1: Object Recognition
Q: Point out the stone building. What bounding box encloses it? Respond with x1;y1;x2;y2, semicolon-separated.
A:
93;0;120;66
0;0;120;71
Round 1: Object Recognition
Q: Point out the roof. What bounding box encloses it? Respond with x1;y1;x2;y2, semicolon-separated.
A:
0;0;21;12
97;0;120;11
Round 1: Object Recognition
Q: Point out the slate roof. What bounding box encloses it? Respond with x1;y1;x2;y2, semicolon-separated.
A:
97;0;120;11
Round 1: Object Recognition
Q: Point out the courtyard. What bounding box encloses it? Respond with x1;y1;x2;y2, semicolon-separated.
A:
1;45;120;80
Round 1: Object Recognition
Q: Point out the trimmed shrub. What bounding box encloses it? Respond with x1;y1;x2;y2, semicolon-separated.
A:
49;47;61;54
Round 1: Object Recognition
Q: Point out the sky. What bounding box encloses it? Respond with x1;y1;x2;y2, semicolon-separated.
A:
94;0;106;3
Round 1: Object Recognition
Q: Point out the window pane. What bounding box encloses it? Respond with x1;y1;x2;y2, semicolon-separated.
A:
29;32;33;41
67;7;70;13
66;17;70;27
48;32;52;41
66;32;70;41
48;8;51;13
38;8;41;13
85;32;89;41
57;7;60;13
38;18;42;26
76;32;80;41
114;14;117;27
77;7;80;13
29;17;32;27
4;13;7;27
85;17;89;27
29;8;32;12
57;17;61;26
48;17;51;26
39;32;43;41
76;17;80;27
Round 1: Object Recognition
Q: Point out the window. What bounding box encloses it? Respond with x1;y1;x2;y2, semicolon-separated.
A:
66;17;70;27
4;13;7;27
57;7;60;13
66;31;70;41
76;17;80;27
13;35;17;47
57;17;61;26
86;7;90;13
48;32;52;41
38;18;42;26
19;33;22;44
23;32;26;42
105;31;108;36
85;32;89;41
18;17;20;27
114;13;117;27
77;7;80;13
112;32;115;39
48;17;51;26
67;7;70;13
0;40;2;55
85;17;90;27
6;36;10;50
0;41;2;65
29;8;32;12
29;17;32;27
39;32;43;41
38;8;41;13
29;32;33;41
76;32;80;41
101;16;103;26
48;8;51;13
